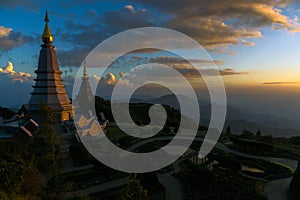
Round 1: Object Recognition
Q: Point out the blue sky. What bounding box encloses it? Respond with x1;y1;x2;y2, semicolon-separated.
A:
0;0;299;120
1;0;300;80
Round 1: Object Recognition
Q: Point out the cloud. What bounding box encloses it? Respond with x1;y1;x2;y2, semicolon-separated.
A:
55;7;155;67
173;67;249;78
57;47;91;68
168;16;263;51
241;39;256;46
98;72;131;86
70;70;132;99
124;5;135;12
0;78;32;107
134;0;299;51
81;55;246;87
0;0;37;10
0;62;33;107
67;57;247;100
220;68;249;76
102;73;117;85
100;55;225;73
102;57;248;84
119;72;125;77
99;6;155;34
262;81;300;85
0;26;34;51
119;56;246;77
0;26;12;37
0;62;32;82
149;56;224;66
50;0;299;66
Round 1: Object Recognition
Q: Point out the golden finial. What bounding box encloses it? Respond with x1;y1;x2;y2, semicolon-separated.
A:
83;61;88;78
44;10;50;22
41;11;54;44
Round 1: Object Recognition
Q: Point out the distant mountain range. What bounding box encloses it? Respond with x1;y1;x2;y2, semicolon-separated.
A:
5;93;298;138
128;94;300;138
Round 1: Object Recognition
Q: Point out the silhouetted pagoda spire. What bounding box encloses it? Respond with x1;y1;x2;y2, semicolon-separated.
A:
76;61;94;113
83;60;88;78
28;11;72;121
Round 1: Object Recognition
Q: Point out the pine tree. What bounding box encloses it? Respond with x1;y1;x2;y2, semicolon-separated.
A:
256;129;262;137
120;174;149;200
226;126;232;135
0;137;42;199
32;102;65;199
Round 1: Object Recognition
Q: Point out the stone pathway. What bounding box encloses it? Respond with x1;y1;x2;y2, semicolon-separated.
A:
264;177;292;200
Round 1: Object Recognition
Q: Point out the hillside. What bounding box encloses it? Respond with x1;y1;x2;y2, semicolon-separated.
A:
129;94;300;138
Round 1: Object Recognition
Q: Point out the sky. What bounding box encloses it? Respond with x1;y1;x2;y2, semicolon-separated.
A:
0;0;299;121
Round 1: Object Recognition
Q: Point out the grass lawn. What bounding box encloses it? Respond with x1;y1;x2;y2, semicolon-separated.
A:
105;122;126;141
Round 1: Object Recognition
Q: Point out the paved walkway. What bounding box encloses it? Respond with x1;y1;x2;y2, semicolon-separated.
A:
159;175;184;200
264;177;292;200
62;163;94;174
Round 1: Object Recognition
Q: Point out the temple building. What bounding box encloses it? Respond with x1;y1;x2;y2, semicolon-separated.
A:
76;61;94;113
27;12;72;121
73;61;109;141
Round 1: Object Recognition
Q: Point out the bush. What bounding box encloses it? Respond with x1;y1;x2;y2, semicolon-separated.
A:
290;161;300;199
119;136;134;147
0;106;15;119
69;143;93;166
217;154;241;172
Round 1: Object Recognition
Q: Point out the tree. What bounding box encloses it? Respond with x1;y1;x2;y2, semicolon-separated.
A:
162;126;170;134
120;174;149;200
0;102;68;199
31;102;65;199
256;129;262;137
290;161;300;199
242;129;254;139
226;126;232;135
136;172;160;191
0;139;42;199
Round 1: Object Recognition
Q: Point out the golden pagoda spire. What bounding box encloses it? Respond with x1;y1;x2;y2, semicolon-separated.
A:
83;60;88;78
41;11;54;44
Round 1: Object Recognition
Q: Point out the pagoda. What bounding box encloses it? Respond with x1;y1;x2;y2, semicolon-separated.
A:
27;11;72;121
76;61;94;115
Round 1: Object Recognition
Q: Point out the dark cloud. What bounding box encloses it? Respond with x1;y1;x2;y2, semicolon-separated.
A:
101;6;155;33
55;6;156;67
0;0;38;10
263;82;299;85
106;55;247;79
0;26;34;51
57;46;91;67
149;56;224;66
42;0;300;67
132;0;299;50
60;0;100;8
174;67;249;78
149;57;248;77
121;56;247;77
220;68;249;76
